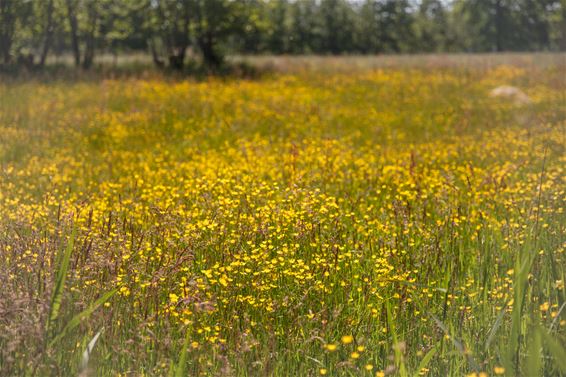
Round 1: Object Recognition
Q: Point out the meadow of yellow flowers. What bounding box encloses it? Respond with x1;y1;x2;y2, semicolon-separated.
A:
0;59;564;376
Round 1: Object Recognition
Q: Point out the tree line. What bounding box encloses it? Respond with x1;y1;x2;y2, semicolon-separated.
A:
0;0;564;70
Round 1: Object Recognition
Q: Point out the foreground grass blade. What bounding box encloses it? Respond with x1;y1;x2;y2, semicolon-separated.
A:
80;329;103;373
484;299;510;351
509;246;536;372
431;315;480;372
47;228;76;334
540;328;566;373
526;326;542;377
170;331;191;377
386;300;408;377
49;289;117;347
412;345;437;377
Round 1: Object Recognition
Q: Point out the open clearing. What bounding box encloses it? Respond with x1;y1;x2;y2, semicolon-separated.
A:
0;55;565;376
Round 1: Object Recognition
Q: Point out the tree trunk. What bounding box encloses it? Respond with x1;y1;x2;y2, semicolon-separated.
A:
39;0;55;67
199;33;222;68
82;44;94;69
168;47;186;70
82;34;95;69
82;4;98;70
0;32;13;65
494;0;504;52
65;0;81;67
0;0;16;65
194;2;221;68
149;39;164;68
166;3;189;71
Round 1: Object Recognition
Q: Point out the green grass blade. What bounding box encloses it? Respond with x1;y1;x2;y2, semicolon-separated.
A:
47;228;76;334
509;248;535;370
80;329;103;373
540;328;566;373
485;299;509;351
386;300;408;377
432;315;480;372
49;288;117;347
526;326;542;377
174;331;191;377
413;345;437;377
549;302;566;331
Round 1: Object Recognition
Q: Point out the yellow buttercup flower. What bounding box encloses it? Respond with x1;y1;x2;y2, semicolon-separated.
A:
341;335;354;344
325;343;338;352
494;366;505;375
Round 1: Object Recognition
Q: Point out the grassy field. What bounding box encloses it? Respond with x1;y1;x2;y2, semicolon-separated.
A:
0;55;565;376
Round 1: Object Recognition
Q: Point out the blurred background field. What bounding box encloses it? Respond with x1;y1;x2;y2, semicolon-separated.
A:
2;52;565;83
